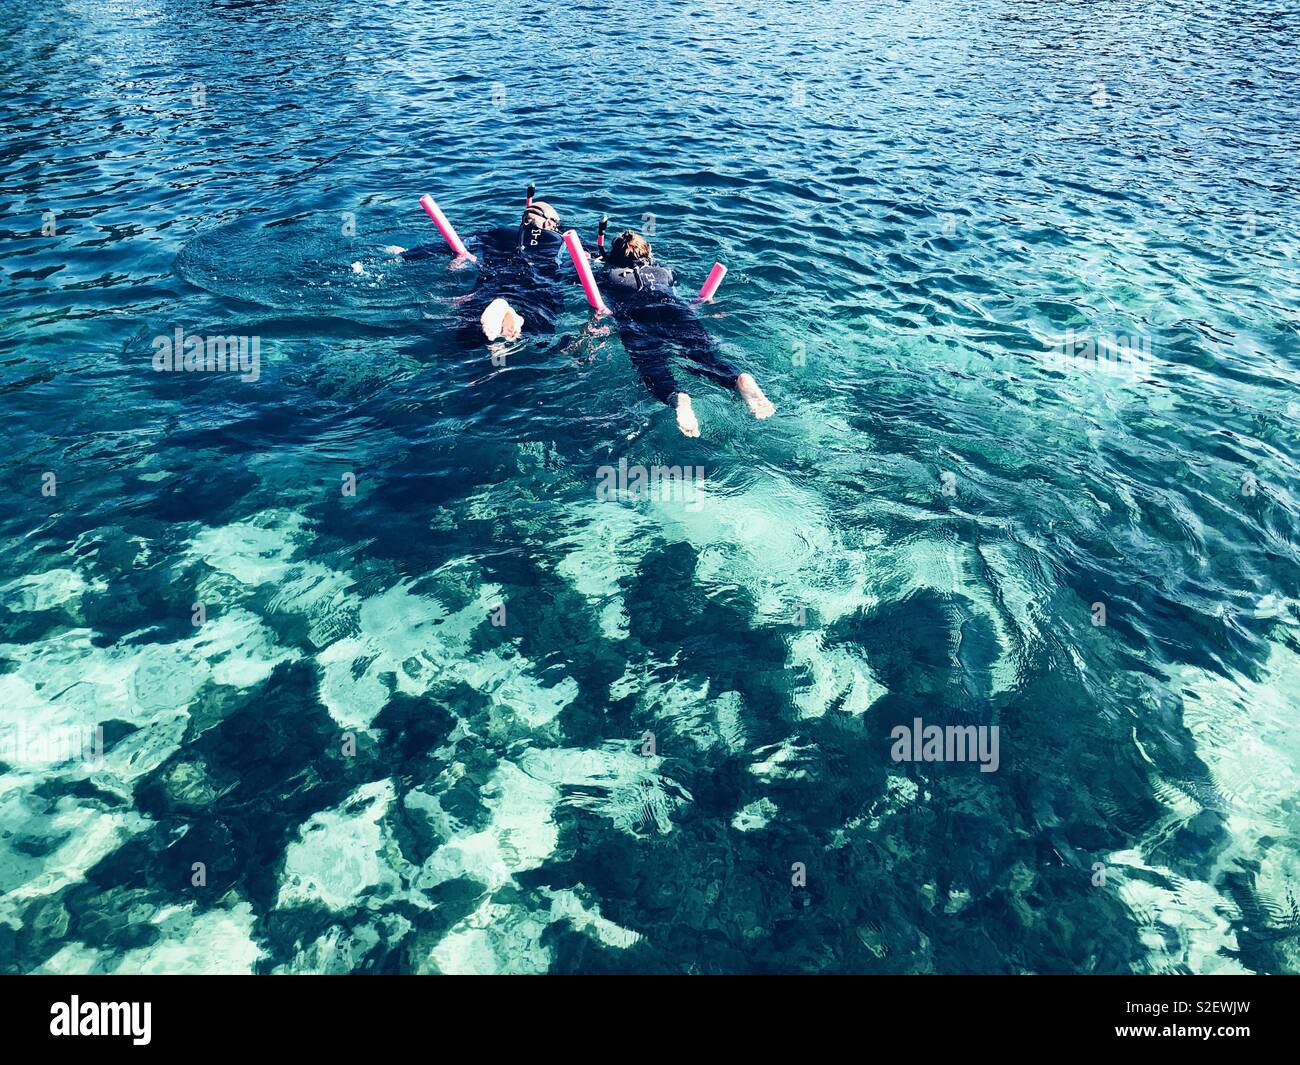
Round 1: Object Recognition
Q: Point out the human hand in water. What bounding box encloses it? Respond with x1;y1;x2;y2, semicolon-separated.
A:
675;393;700;437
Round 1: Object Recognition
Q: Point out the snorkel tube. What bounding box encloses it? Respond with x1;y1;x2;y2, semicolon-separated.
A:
418;194;475;261
696;261;727;302
596;214;609;253
563;229;608;314
526;183;535;208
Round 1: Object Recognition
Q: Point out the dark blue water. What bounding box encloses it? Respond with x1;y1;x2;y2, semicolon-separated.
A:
2;0;1298;973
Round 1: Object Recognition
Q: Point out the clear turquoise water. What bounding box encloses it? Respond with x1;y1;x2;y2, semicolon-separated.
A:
2;0;1298;974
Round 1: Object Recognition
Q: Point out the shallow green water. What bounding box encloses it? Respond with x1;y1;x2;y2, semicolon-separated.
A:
1;0;1298;973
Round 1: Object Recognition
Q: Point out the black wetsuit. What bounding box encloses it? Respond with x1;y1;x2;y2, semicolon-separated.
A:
404;224;567;335
599;260;741;405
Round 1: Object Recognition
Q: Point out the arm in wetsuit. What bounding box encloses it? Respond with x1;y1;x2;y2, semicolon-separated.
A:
399;226;518;264
397;242;446;262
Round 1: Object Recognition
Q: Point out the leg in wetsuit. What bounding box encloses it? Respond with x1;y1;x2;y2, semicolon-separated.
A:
616;297;742;406
402;217;567;342
599;242;776;436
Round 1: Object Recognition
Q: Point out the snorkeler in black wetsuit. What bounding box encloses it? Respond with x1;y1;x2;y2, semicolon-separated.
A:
394;199;567;341
598;230;775;437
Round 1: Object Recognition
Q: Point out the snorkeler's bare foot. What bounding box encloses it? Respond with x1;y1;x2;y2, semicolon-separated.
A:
737;373;776;419
675;393;700;437
481;298;524;341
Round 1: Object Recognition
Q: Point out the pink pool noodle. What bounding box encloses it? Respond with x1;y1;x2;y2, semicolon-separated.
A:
563;229;608;314
418;194;474;261
696;262;727;302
